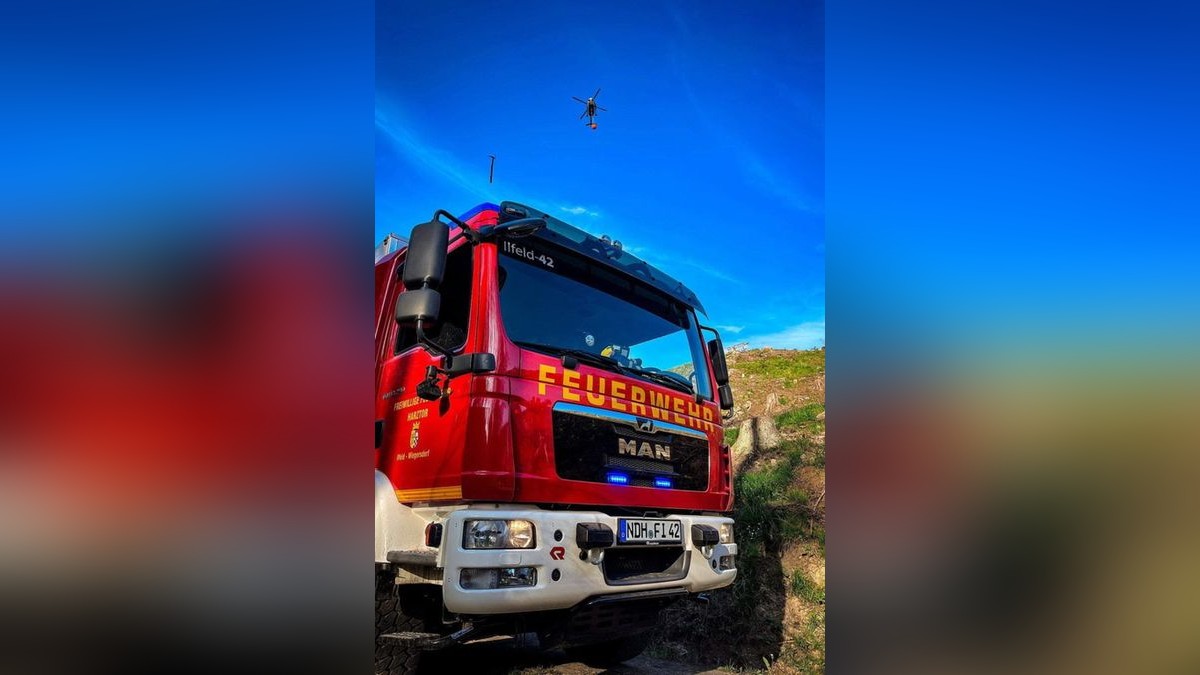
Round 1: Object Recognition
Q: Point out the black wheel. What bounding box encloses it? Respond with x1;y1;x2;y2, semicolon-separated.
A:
375;573;424;675
564;632;654;666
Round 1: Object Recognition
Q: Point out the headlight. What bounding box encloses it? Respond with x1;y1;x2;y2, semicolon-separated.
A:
718;523;734;544
463;519;536;549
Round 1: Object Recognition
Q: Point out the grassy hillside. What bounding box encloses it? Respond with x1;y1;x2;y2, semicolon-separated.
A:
654;347;826;674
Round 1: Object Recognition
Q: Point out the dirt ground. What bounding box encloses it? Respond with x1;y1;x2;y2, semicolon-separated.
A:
723;348;825;426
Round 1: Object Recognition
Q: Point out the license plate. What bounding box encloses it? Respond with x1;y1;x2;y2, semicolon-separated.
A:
618;518;682;545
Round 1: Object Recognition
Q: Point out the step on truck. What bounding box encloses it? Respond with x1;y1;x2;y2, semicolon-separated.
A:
375;202;738;674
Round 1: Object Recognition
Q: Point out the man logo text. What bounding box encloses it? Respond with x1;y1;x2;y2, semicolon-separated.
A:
618;438;671;461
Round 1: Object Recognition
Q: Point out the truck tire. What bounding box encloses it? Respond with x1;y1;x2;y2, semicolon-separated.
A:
564;632;654;666
375;573;424;675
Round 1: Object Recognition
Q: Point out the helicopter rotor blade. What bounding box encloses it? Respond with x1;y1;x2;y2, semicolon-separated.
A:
579;110;587;119
596;106;608;112
572;96;587;104
592;87;601;99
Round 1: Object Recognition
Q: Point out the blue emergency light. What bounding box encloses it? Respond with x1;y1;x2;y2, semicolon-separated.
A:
606;472;630;485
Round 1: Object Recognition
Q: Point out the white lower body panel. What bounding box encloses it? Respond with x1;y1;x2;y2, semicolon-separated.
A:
437;507;737;615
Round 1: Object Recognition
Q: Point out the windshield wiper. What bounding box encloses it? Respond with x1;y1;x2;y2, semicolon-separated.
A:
629;367;694;395
514;341;632;376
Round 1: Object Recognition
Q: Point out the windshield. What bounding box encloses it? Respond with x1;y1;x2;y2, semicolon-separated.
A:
498;238;713;400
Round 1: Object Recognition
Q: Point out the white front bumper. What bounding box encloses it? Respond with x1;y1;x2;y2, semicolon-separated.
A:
439;508;737;615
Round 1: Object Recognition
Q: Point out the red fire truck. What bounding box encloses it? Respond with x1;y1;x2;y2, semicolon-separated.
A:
374;202;737;674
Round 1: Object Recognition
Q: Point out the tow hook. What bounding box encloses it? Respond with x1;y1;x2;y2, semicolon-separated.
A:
381;622;477;651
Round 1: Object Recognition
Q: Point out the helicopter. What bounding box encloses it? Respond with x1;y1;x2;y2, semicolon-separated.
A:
573;88;607;129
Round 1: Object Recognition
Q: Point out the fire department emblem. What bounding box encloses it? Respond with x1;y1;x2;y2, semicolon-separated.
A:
409;422;420;449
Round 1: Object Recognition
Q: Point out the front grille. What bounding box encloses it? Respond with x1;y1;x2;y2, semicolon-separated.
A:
553;405;709;491
602;547;688;585
604;454;676;475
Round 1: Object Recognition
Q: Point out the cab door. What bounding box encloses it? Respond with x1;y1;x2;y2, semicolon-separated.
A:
376;243;476;502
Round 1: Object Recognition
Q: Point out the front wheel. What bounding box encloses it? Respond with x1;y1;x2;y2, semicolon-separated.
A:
564;632;654;666
375;573;425;675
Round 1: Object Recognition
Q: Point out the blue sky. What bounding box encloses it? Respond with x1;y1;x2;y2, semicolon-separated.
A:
376;2;824;348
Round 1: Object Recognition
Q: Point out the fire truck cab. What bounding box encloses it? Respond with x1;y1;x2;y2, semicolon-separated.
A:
374;202;737;674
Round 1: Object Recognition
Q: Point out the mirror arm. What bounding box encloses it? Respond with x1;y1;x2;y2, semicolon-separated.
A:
434;209;481;244
412;321;452;401
700;325;731;384
433;209;469;230
414;321;452;361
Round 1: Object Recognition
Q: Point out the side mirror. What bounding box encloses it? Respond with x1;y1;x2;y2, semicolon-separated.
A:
708;337;730;386
718;384;734;411
394;288;441;324
396;220;449;326
402;220;450;290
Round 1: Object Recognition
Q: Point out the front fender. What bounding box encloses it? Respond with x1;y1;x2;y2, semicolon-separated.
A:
375;470;425;562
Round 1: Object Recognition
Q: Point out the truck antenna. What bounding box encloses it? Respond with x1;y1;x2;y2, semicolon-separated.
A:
488;154;496;183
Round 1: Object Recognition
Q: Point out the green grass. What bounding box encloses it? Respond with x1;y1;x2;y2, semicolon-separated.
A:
737;348;825;380
789;570;825;603
724;426;740;446
734;468;790;557
783;440;810;466
733;438;819;561
776;403;825;433
785;610;826;674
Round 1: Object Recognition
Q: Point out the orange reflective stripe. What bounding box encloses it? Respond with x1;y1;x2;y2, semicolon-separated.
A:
394;486;463;502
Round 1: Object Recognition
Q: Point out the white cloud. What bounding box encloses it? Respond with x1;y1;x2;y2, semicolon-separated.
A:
743;319;825;349
559;205;599;217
